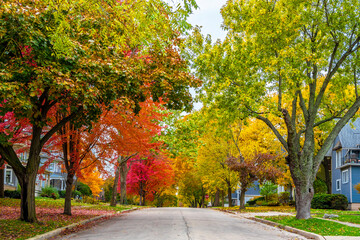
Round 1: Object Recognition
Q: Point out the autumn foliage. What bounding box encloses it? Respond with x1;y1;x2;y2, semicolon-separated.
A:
126;154;175;206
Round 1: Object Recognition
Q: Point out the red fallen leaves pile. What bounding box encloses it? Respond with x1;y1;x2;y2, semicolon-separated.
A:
0;206;110;221
0;198;128;240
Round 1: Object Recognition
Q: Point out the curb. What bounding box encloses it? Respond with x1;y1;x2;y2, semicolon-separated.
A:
27;208;139;240
247;217;326;240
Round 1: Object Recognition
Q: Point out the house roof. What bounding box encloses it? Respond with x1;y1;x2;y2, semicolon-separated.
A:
337;118;360;149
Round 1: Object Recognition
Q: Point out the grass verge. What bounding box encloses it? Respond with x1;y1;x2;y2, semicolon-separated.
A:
260;215;360;236
215;206;296;213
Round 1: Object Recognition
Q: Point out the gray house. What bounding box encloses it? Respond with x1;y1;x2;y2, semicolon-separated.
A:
3;152;67;195
331;118;360;210
4;164;18;191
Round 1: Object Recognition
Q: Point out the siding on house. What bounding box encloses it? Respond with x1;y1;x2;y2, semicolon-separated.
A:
331;118;360;204
332;136;342;194
340;166;351;202
351;167;360;203
246;184;261;196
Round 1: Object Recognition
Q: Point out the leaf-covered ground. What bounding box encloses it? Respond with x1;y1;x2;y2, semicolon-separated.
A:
0;198;138;240
261;216;360;236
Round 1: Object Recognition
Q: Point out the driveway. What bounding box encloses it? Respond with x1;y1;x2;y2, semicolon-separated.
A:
56;208;307;240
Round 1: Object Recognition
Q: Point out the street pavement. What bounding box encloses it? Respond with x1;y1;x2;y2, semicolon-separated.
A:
56;207;307;240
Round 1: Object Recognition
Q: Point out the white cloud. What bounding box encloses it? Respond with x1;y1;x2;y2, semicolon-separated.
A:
187;0;228;41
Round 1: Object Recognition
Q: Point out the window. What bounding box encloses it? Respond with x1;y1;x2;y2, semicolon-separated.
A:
5;170;11;184
342;170;349;184
336;179;341;191
48;163;54;171
336;151;342;168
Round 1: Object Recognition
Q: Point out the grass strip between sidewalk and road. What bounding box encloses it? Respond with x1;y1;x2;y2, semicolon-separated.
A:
259;215;360;236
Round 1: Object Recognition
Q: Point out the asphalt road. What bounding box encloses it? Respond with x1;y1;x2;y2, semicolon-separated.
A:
57;208;307;240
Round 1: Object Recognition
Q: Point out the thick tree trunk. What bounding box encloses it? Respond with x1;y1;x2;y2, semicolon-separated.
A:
289;153;316;219
227;186;232;207
239;186;247;210
63;174;74;215
110;162;121;207
119;161;129;205
0;159;4;198
18;171;37;222
213;188;220;207
294;180;314;219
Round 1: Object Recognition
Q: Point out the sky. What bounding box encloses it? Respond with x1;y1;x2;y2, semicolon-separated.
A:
187;0;228;42
186;0;228;111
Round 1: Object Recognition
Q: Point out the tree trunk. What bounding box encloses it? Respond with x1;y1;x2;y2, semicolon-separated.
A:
221;190;225;207
227;186;232;207
138;181;145;206
213;188;220;207
322;157;332;194
110;161;121;207
142;191;146;206
119;161;129;205
294;180;314;219
63;174;74;215
239;186;247;210
201;193;205;208
0;159;4;198
289;150;315;219
18;171;37;222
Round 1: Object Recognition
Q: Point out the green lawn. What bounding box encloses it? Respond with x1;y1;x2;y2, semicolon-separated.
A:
261;216;360;236
215;206;296;213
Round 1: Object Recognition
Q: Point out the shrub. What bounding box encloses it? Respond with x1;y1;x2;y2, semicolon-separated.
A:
256;200;268;206
76;182;92;196
247;196;264;206
279;192;290;205
72;190;82;198
289;200;295;206
82;196;99;204
4;190;21;199
311;194;348;210
58;190;66;198
260;182;278;201
268;193;279;201
267;200;280;206
40;186;59;199
314;179;328;194
354;183;360;193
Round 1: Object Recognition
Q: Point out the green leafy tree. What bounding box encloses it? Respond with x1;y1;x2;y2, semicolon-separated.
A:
260;182;278;202
190;0;360;219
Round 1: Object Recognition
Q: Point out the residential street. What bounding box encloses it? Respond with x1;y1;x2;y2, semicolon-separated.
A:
56;208;307;240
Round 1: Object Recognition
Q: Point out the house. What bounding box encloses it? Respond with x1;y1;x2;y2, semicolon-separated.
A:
3;152;67;195
230;185;261;206
229;183;292;206
4;164;18;191
331;118;360;210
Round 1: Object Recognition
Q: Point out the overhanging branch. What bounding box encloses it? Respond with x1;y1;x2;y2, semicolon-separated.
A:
40;107;83;148
256;115;288;152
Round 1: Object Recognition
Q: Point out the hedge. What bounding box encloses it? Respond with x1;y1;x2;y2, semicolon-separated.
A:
4;190;21;199
311;194;348;210
40;186;59;199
